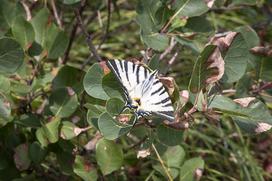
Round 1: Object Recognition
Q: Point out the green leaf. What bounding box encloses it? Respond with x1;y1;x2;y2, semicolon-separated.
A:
154;146;185;179
96;138;124;175
259;57;272;81
221;33;249;83
16;114;41;128
102;72;123;99
0;75;10;93
98;112;132;140
0;1;24;27
157;124;183;146
188;45;217;93
230;0;256;6
236;26;260;68
36;117;61;146
44;117;61;143
136;0;163;34
136;0;169;51
31;8;68;59
10;81;32;95
60;121;81;140
0;37;24;75
52;65;83;93
142;33;169;51
185;16;213;33
14;144;31;171
57;150;74;174
36;128;49;147
49;87;78;118
73;155;98;181
63;0;81;5
209;95;272;133
179;157;204;181
87;105;105;129
173;0;209;18
31;8;50;46
106;98;125;116
0;96;11;127
84;63;109;100
47;30;69;59
29;142;47;164
12;16;35;49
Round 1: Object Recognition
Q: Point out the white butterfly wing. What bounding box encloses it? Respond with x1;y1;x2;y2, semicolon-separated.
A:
140;74;175;121
106;59;150;96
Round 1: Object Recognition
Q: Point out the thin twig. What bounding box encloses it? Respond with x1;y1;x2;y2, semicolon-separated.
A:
161;0;190;33
159;38;176;60
62;1;88;64
50;0;63;29
152;144;173;181
21;0;32;21
75;9;102;62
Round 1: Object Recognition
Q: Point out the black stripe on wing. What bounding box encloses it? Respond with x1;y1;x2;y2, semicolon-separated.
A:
106;60;129;99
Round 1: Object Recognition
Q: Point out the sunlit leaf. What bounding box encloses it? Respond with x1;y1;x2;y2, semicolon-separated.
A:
96;138;124;175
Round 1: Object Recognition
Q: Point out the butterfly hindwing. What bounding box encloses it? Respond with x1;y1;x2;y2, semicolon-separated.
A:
140;73;175;121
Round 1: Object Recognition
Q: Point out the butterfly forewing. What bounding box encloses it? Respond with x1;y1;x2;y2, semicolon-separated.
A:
106;59;150;93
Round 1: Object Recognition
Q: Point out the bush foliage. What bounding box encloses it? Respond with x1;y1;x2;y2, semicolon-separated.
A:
0;0;272;180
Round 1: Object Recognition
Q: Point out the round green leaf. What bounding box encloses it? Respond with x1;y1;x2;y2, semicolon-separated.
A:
0;37;24;75
84;63;109;100
106;98;125;116
60;121;78;140
102;72;123;99
98;112;132;140
49;87;78;118
96;138;124;175
157;124;183;146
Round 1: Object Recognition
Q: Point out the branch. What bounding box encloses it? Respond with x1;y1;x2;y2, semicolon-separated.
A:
74;9;102;62
62;2;96;64
98;0;112;49
50;0;63;29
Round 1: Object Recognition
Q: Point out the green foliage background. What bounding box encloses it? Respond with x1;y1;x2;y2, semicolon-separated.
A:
0;0;272;180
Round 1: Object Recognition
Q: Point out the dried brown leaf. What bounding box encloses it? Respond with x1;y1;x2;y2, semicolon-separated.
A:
209;32;238;52
233;97;255;107
159;76;175;95
203;0;215;8
206;47;224;84
255;122;272;133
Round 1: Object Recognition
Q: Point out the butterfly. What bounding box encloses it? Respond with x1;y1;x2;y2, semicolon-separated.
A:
106;59;175;125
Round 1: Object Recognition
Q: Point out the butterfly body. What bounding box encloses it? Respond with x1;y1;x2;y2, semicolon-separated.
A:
106;59;175;122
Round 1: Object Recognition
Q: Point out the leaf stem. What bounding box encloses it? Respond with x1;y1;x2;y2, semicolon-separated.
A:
152;144;173;181
161;0;190;33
